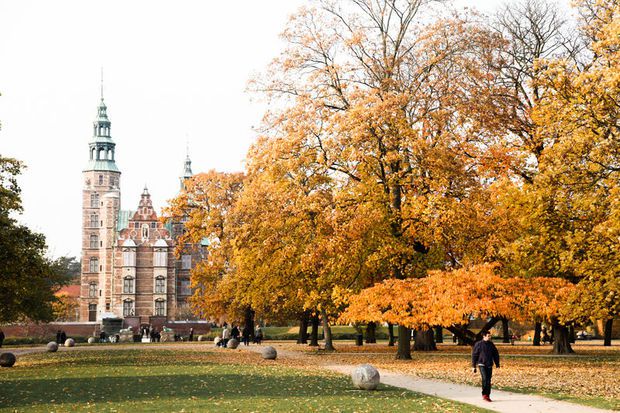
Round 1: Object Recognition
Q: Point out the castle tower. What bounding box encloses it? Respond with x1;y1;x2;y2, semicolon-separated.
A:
80;93;121;322
180;150;193;190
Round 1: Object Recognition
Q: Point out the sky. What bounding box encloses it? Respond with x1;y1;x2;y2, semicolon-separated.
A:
0;0;572;258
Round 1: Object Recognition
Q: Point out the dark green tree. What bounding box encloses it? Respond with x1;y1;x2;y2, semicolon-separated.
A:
0;156;66;323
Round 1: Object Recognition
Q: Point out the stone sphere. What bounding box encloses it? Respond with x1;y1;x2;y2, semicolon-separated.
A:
87;337;96;344
46;342;59;352
351;364;380;390
227;338;239;349
197;335;206;342
261;346;277;360
65;338;75;347
214;336;222;346
0;353;16;368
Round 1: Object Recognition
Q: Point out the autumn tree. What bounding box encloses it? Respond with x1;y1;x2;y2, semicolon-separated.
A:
526;0;620;347
163;171;245;324
253;0;512;359
341;263;576;349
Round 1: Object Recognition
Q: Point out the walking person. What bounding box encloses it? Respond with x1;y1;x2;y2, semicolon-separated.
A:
189;327;194;342
254;325;263;345
60;330;67;346
242;325;251;346
0;328;4;348
231;325;240;341
472;330;500;402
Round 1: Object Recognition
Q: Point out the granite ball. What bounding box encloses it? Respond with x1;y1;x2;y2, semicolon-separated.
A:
0;353;16;368
87;337;96;344
46;342;59;352
227;338;239;349
197;335;206;342
214;336;222;346
351;364;380;390
65;338;75;347
261;346;277;360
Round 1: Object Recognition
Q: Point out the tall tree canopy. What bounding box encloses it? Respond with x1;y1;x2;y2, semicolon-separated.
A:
0;156;66;323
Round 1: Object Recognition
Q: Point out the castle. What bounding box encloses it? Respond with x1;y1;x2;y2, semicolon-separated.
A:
79;95;204;324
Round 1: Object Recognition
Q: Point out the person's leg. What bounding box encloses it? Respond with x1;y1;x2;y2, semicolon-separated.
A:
480;366;493;398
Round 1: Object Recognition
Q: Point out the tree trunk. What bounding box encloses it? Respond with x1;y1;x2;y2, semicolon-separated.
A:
365;322;376;343
396;325;411;359
413;328;437;351
568;325;576;343
244;306;255;340
447;318;500;346
297;312;309;344
603;318;613;347
502;318;510;343
434;326;443;343
533;322;542;346
309;314;319;347
321;309;335;351
552;321;575;354
388;323;395;347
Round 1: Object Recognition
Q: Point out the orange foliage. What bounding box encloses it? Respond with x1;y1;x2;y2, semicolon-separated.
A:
341;264;576;329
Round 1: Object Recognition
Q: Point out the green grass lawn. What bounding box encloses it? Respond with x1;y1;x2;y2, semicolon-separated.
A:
0;349;488;412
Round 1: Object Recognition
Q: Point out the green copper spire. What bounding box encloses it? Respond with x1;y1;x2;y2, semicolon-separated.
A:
180;144;193;190
84;75;120;173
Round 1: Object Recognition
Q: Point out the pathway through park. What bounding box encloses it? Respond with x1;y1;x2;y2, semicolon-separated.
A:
240;344;614;413
7;342;614;413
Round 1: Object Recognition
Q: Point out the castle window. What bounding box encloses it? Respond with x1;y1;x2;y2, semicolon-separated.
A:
154;299;166;316
180;280;191;296
142;224;149;239
154;250;167;267
89;234;98;249
110;177;115;187
155;276;166;294
88;282;97;298
88;303;97;322
89;257;99;273
123;300;134;317
151;222;156;229
122;249;136;267
123;276;135;294
98;175;103;185
90;193;99;208
181;255;191;270
90;213;99;228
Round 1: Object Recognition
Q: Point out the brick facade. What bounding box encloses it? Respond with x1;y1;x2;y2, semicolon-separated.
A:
78;97;201;324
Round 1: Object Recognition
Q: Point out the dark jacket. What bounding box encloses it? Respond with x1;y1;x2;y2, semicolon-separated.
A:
472;340;500;368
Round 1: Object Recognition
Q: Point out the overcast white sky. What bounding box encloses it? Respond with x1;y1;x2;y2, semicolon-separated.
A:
0;0;572;258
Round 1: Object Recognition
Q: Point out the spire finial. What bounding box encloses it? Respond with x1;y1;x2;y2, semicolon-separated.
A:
100;67;104;101
185;134;190;159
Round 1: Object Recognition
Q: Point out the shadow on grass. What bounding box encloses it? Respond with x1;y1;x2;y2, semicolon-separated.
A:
0;369;415;409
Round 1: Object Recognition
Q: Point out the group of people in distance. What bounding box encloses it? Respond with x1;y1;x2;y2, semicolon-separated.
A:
217;323;263;347
55;330;67;345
